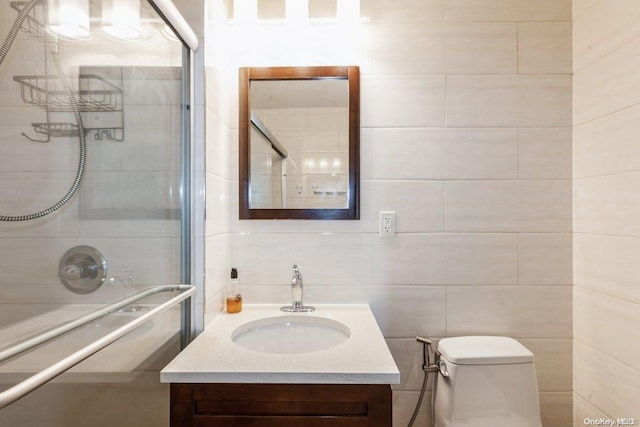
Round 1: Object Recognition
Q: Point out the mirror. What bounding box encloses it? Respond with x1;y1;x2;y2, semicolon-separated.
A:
239;66;360;220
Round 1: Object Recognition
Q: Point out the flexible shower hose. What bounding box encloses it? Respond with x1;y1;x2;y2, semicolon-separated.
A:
0;0;87;222
407;368;437;427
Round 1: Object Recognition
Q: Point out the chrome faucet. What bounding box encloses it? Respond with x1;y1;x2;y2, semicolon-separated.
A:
281;264;315;312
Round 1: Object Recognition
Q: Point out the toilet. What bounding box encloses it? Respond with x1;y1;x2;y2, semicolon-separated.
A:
433;336;542;427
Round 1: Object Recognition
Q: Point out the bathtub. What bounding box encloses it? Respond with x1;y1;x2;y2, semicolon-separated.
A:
0;287;193;427
0;301;182;377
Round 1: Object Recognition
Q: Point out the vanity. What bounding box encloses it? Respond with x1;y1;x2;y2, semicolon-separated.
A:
161;305;400;426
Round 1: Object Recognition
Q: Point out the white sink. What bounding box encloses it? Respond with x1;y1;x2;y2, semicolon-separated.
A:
161;305;401;385
231;316;350;354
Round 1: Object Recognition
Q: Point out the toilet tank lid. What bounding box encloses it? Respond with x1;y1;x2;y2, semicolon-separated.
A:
437;336;534;365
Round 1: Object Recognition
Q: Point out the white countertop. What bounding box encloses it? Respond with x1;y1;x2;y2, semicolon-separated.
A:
161;304;400;384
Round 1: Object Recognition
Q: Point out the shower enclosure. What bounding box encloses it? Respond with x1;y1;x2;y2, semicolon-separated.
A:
0;0;200;425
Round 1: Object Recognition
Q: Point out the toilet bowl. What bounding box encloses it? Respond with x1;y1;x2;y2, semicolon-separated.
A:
433;336;542;427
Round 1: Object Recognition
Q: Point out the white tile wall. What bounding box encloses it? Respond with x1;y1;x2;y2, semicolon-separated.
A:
574;288;640;371
365;181;444;232
447;74;572;127
573;0;640;72
574;172;640;237
445;0;571;23
444;180;572;232
445;0;518;22
370;23;445;74
574;35;640;125
517;233;573;285
442;23;517;73
370;23;517;74
574;342;640;421
573;104;640;179
361;0;443;23
573;233;640;304
230;232;374;285
517;127;572;180
373;234;518;285
573;395;610;427
361;75;446;127
206;173;230;237
446;286;572;338
205;233;229;323
573;0;598;20
540;393;574;427
371;128;518;180
518;23;572;74
519;339;573;392
205;0;573;424
516;0;571;22
574;2;640;424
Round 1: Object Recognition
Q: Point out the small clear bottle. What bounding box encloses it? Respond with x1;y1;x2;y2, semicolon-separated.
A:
226;268;242;314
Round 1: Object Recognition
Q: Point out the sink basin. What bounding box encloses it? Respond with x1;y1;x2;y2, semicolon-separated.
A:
231;316;350;354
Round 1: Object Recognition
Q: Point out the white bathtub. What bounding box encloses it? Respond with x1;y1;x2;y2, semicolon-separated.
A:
0;297;187;427
0;302;182;377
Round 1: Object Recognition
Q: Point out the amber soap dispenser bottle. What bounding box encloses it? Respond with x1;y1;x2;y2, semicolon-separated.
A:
226;268;242;314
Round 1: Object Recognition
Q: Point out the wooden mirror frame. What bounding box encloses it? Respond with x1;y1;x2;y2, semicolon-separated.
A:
239;66;360;220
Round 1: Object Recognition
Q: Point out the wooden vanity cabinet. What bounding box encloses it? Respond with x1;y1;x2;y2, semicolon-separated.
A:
170;383;392;427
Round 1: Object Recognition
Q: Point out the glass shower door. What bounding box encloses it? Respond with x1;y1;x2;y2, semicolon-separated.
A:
0;1;197;425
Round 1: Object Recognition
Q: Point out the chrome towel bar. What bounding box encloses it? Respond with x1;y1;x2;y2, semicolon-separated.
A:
0;284;195;410
0;285;192;364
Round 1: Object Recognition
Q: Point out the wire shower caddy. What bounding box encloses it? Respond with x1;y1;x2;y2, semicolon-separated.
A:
9;1;126;142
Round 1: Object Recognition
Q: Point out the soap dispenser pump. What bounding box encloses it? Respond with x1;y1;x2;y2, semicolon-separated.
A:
226;268;242;314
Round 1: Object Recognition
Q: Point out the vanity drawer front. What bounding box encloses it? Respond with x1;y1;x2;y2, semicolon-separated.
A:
171;383;392;427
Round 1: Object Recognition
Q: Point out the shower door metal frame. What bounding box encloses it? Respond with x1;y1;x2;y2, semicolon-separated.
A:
148;0;204;344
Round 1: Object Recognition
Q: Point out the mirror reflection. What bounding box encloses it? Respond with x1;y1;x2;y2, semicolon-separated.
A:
250;79;349;210
239;66;360;220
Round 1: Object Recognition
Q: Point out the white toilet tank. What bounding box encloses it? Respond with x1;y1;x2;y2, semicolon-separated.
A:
433;336;542;427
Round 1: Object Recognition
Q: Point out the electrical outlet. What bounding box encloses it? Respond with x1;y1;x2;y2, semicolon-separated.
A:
379;211;396;238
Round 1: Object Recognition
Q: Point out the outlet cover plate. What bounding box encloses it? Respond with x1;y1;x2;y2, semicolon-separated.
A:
379;211;396;238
